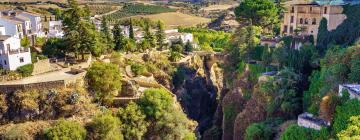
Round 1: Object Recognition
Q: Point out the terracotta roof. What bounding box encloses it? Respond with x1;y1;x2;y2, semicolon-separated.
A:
0;35;11;41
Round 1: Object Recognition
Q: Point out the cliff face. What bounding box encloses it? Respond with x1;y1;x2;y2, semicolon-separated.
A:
173;54;224;136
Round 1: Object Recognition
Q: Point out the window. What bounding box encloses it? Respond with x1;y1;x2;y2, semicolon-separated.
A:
3;60;6;65
290;26;294;33
324;7;327;14
312;18;317;25
283;25;288;33
290;16;294;23
6;44;10;51
291;7;295;13
310;7;313;12
300;18;303;24
20;57;24;63
304;18;309;24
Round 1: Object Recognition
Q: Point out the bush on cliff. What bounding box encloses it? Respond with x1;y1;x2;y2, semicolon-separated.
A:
44;119;86;140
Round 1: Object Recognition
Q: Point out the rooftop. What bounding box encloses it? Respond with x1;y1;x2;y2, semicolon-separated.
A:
342;84;360;95
285;0;360;5
0;35;11;41
298;112;330;126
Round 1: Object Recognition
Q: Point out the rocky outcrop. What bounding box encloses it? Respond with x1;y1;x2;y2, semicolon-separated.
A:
174;54;224;136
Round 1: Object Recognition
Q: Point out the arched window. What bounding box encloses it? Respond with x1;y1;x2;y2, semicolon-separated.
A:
312;18;317;25
304;18;309;24
300;18;303;24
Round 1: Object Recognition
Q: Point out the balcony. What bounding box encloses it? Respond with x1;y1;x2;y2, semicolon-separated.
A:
6;47;30;55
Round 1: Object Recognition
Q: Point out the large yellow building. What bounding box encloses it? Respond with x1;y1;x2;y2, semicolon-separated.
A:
281;0;348;40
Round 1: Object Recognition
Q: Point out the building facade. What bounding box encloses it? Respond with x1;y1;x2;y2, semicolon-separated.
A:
0;16;24;39
48;20;64;38
19;12;45;37
0;33;31;70
281;0;347;41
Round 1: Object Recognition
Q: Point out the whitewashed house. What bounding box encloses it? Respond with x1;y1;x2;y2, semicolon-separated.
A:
0;26;31;70
165;29;193;44
48;20;64;38
0;16;24;39
18;12;45;37
297;112;329;130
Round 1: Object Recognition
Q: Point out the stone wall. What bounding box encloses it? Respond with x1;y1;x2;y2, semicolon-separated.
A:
32;59;59;75
0;80;65;93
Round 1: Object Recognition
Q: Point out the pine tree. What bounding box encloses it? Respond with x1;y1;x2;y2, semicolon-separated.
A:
129;18;135;40
112;22;125;51
155;21;166;50
317;18;329;54
101;16;112;43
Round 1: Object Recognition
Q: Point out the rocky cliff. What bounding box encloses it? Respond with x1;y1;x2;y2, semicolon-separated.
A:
173;54;225;137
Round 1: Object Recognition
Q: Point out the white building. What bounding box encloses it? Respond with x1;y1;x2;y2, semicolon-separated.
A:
297;112;329;130
48;20;64;38
18;12;44;37
165;29;193;44
0;16;24;39
339;84;360;99
0;27;31;70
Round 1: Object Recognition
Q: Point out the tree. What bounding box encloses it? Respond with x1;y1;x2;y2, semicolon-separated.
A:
87;114;123;140
317;18;329;53
280;124;320;140
123;38;136;52
101;16;111;43
337;115;360;139
184;41;193;52
63;0;104;59
44;119;86;140
143;22;156;48
117;102;149;140
139;88;195;139
43;38;66;57
234;0;279;29
245;123;271;140
86;62;122;106
333;99;360;134
155;21;166;50
129;18;135;40
112;22;125;51
21;36;31;48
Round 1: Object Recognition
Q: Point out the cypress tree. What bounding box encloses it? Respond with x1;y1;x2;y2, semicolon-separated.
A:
317;18;329;54
129;18;135;40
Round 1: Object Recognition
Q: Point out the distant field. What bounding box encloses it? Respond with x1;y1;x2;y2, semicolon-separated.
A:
132;12;211;28
201;4;235;11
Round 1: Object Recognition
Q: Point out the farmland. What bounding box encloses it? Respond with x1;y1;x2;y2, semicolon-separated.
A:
106;3;175;19
131;12;211;28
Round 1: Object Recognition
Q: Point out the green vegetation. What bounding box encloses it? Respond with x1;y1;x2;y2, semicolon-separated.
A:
234;0;279;33
44;120;86;140
139;88;195;139
337;115;360;139
131;63;148;76
280;124;328;140
179;27;231;52
117;102;148;140
86;62;122;106
107;3;175;19
86;113;123;140
20;36;31;48
16;64;33;77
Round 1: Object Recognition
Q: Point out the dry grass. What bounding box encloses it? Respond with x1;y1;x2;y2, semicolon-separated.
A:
200;4;235;11
132;12;211;28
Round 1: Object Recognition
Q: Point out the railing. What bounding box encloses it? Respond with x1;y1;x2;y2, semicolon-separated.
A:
1;47;30;55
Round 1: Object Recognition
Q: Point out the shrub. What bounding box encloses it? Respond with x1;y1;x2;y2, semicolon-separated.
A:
16;64;34;77
131;63;148;76
44;120;86;140
86;114;123;140
86;62;122;106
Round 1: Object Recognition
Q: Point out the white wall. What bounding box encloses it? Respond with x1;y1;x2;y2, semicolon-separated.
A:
0;19;23;38
0;37;32;70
